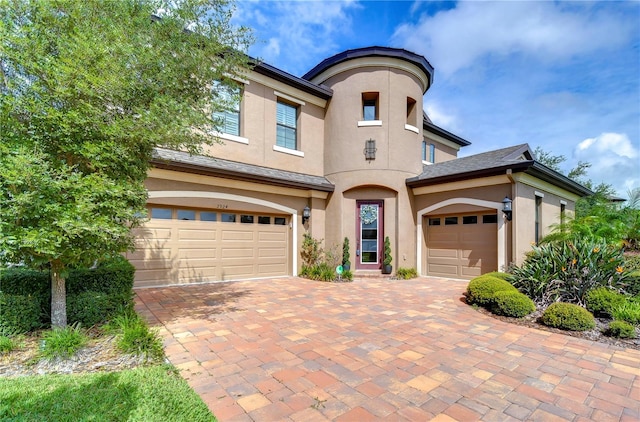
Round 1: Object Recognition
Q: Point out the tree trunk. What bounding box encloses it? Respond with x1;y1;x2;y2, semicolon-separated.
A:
50;260;67;328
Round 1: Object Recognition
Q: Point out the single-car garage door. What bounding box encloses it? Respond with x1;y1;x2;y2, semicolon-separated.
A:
425;212;498;279
127;206;290;287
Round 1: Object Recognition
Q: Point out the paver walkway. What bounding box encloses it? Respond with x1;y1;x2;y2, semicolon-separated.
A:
135;277;640;421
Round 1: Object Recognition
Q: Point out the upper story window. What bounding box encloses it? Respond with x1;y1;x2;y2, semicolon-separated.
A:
362;92;379;121
212;80;241;136
276;100;298;150
422;141;435;164
406;97;417;126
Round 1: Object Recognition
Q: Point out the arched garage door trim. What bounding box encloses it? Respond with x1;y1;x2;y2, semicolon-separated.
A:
148;190;299;276
416;198;506;276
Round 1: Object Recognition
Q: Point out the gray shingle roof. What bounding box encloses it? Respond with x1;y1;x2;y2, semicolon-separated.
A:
407;143;592;197
408;144;532;183
152;148;335;192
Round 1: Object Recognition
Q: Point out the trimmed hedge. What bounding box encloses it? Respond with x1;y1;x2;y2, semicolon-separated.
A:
482;271;512;281
605;320;636;339
491;290;536;318
0;256;135;330
585;287;626;317
541;302;595;331
0;292;42;334
466;275;518;306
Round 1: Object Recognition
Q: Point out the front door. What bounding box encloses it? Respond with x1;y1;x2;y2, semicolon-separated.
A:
356;201;383;270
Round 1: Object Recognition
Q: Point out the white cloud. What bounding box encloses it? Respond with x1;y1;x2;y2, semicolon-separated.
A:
576;133;638;159
234;0;361;74
424;102;457;131
392;2;634;77
572;133;640;194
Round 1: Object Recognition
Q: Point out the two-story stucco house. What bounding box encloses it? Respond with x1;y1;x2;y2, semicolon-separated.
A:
128;46;591;288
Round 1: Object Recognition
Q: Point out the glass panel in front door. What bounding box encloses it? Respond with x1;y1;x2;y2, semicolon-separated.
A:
360;204;378;264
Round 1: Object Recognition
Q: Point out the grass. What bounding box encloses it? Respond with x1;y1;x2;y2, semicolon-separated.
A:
39;323;88;360
0;365;216;422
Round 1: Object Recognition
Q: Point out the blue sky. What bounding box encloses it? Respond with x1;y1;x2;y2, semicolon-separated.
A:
232;0;639;198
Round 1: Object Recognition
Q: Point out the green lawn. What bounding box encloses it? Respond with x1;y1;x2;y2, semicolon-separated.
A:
0;365;216;422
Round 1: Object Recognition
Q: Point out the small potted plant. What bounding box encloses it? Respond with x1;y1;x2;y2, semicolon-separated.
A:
342;237;351;271
382;236;392;274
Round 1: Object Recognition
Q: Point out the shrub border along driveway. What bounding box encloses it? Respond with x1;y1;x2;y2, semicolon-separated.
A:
135;277;640;421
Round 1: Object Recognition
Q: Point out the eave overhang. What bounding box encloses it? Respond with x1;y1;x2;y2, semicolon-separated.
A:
406;160;593;197
423;119;471;147
151;148;335;193
253;61;333;100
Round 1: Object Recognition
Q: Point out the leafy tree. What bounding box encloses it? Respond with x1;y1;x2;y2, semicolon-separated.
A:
533;146;594;190
0;0;253;327
533;147;638;249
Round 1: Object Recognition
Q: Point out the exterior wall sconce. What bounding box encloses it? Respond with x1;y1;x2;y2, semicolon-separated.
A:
302;205;311;224
364;139;377;160
502;196;512;221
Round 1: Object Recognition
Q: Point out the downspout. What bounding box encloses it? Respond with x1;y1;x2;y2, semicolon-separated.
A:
506;169;515;269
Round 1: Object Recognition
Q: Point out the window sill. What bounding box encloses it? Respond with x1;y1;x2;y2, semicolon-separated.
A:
422;160;433;165
357;120;382;127
212;131;249;145
273;144;304;157
404;124;419;134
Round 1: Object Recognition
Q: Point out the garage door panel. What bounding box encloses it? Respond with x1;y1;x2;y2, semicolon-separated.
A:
258;263;287;274
259;231;287;242
222;230;254;241
428;232;458;242
128;248;172;261
178;229;217;241
428;248;459;258
428;263;460;277
178;267;218;280
178;248;217;259
425;213;497;280
135;269;177;282
138;227;173;240
222;248;255;259
259;247;286;258
461;266;482;278
221;264;255;276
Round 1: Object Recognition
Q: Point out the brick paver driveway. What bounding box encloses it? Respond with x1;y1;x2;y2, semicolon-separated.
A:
135;277;639;421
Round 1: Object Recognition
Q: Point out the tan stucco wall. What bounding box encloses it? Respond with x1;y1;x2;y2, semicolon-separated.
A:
203;72;326;177
320;66;425;178
323;171;416;270
512;181;577;265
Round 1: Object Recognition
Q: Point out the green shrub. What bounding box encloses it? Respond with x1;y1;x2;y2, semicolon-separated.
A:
67;256;135;296
39;324;87;360
0;257;135;329
0;292;42;334
67;291;114;327
341;269;353;281
624;254;640;272
396;268;418;280
111;311;163;360
541;303;596;331
611;301;640;325
584;287;627;317
491;291;536;318
466;275;518;306
300;234;323;267
510;238;630;307
0;336;15;354
605;320;637;339
483;271;512;281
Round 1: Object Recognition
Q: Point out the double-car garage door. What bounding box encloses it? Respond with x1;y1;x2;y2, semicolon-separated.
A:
425;212;498;279
127;207;290;288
